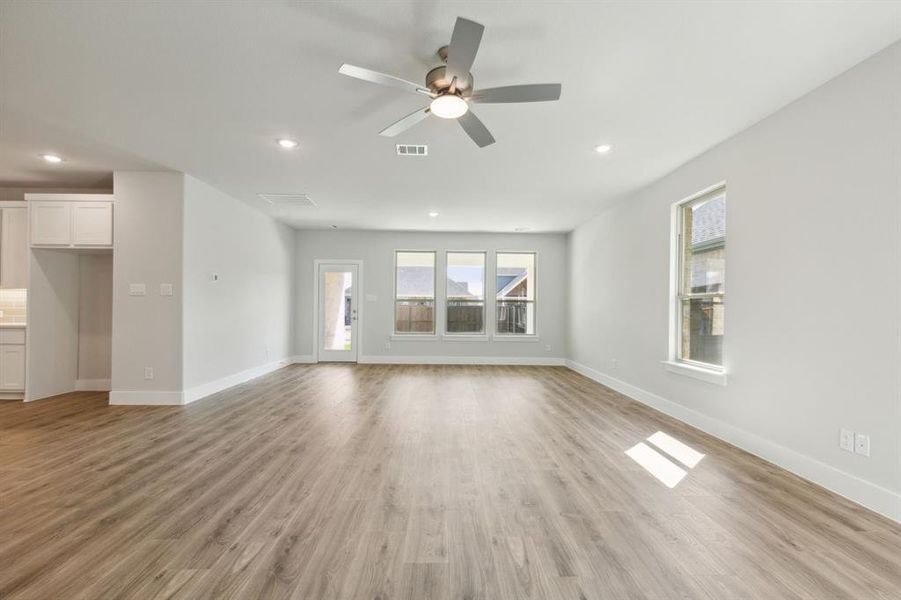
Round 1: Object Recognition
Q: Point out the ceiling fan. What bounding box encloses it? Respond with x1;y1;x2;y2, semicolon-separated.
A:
338;17;562;148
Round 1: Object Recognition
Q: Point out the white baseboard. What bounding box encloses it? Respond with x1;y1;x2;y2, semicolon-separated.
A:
182;359;292;404
565;359;901;523
75;378;111;391
360;355;566;366
109;390;185;406
291;355;316;364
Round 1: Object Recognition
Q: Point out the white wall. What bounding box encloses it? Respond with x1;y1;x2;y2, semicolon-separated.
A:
295;230;567;363
567;42;901;520
78;253;112;385
110;172;184;404
26;249;79;401
182;176;295;397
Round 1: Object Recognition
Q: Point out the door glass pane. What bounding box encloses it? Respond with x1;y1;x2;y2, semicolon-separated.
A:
681;194;726;295
447;252;485;333
680;297;724;366
323;271;352;351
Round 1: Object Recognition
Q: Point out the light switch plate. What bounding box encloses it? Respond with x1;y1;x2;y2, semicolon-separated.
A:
129;283;146;296
839;428;854;452
160;283;173;296
854;433;870;457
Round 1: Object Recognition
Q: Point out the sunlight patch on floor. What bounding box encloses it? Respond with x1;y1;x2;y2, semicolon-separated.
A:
625;431;705;488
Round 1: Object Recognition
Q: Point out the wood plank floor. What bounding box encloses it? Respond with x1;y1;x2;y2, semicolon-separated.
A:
1;364;899;599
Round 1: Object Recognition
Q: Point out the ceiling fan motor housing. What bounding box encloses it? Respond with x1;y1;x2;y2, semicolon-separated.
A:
426;63;473;96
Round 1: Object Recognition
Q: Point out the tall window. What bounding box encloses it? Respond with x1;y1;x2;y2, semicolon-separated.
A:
674;187;726;368
446;252;486;334
395;251;436;334
496;252;535;335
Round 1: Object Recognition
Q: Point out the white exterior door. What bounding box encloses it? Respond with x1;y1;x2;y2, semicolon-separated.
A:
317;263;359;362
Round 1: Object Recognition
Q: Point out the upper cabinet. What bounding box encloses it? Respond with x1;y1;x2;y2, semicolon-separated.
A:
28;195;114;248
0;208;28;289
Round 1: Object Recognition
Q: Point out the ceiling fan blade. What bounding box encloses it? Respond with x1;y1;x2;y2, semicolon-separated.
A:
458;110;495;147
445;17;484;82
379;107;431;137
470;84;562;103
339;64;433;97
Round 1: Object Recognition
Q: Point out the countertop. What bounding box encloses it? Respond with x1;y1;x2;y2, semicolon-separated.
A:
0;323;26;328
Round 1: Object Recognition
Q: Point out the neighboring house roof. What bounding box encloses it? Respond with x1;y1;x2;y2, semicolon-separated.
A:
692;194;725;248
396;266;435;297
447;278;474;298
496;267;528;298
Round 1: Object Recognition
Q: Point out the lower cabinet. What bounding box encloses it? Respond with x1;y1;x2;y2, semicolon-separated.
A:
0;329;26;391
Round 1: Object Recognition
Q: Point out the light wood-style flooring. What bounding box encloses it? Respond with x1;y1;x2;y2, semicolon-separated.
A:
1;364;899;599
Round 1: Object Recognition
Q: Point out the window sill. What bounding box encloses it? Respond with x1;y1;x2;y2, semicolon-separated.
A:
662;360;727;386
441;334;488;342
390;334;438;341
491;334;540;343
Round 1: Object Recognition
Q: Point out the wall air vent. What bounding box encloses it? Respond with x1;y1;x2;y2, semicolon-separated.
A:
257;193;316;207
396;144;428;156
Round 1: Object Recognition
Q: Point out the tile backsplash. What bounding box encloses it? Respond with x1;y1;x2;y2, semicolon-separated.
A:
0;289;27;324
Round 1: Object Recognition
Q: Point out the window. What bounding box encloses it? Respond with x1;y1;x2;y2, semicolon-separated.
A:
673;187;726;369
446;252;486;334
496;252;535;335
395;251;436;334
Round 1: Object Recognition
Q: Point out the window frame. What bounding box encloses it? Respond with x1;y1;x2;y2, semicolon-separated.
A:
493;250;538;338
666;183;727;383
393;249;437;336
444;250;487;337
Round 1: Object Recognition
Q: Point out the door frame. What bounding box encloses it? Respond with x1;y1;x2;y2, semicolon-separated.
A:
313;259;364;363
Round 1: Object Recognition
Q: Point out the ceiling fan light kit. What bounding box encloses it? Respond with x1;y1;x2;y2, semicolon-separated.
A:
338;17;561;148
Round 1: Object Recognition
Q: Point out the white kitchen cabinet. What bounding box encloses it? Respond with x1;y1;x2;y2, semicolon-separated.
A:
0;341;25;391
72;202;113;246
30;198;113;248
30;201;71;246
1;207;28;288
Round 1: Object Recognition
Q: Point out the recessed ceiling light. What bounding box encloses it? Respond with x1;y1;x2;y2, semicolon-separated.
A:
41;153;63;163
430;95;468;119
277;138;299;149
594;144;612;154
428;211;439;218
514;227;530;232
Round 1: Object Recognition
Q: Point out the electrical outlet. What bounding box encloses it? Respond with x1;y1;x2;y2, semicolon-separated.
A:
854;433;870;457
544;344;551;352
839;428;854;452
384;341;391;350
265;345;271;359
612;358;619;369
159;283;173;296
129;283;146;296
144;367;154;380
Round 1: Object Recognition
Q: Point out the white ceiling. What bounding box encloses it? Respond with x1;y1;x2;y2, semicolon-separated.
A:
2;1;899;231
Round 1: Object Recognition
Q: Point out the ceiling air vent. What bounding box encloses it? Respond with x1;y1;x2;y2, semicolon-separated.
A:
257;193;316;207
396;144;428;157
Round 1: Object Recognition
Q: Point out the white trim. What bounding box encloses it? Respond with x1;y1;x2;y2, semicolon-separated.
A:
182;359;291;404
565;359;901;523
292;355;316;364
0;392;24;400
491;334;540;342
390;334;438;341
109;390;185;406
75;378;111;391
662;360;727;385
24;193;114;202
440;334;489;342
361;355;565;366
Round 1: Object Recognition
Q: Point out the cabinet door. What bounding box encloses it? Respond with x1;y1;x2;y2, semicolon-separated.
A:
72;202;113;246
1;208;28;288
0;345;25;391
30;202;71;246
